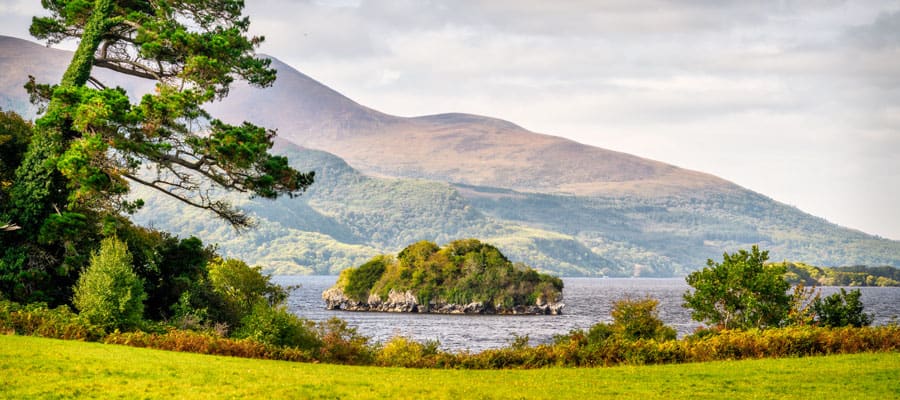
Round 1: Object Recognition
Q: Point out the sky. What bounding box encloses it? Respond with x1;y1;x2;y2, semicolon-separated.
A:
1;1;899;240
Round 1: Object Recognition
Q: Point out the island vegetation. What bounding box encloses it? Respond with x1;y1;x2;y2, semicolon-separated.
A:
323;239;565;314
777;261;900;287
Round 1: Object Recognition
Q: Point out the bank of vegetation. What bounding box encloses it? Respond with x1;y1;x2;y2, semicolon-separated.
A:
3;246;899;369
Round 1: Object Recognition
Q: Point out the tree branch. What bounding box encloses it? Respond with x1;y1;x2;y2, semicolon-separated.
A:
93;57;163;80
123;172;252;230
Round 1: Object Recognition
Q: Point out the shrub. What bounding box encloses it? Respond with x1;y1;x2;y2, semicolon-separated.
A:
233;300;321;350
376;336;438;368
315;317;374;365
207;257;286;328
103;329;281;360
610;297;676;341
0;300;103;340
73;237;146;331
813;288;873;328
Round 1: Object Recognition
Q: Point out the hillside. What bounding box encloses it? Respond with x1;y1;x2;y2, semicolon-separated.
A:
2;35;900;275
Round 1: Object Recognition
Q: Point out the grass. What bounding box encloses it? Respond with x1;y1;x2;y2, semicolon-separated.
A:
2;334;899;399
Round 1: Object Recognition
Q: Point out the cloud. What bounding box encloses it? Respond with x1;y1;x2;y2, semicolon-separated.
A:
845;9;900;49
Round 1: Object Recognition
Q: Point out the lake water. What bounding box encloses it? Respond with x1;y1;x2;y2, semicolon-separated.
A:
275;276;900;352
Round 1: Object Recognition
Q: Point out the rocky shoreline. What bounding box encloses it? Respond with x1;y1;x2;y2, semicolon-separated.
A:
322;287;564;315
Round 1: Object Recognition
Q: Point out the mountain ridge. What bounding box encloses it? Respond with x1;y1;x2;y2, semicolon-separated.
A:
208;56;738;198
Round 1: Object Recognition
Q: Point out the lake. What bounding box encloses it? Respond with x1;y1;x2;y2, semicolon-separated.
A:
275;276;900;352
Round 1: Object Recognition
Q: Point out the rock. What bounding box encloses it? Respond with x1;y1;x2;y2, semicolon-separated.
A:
322;287;564;315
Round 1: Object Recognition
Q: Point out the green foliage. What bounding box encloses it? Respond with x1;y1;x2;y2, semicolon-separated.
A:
233;300;321;349
0;300;103;340
1;0;316;314
314;317;374;365
609;297;677;342
73;237;146;330
207;257;286;329
813;288;873;328
556;296;676;354
0;108;31;192
339;256;389;301
683;246;792;330
16;0;314;231
780;261;900;287
119;229;214;320
334;239;563;310
376;336;440;368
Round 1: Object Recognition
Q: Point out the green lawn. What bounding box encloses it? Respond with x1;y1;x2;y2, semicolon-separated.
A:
1;334;898;399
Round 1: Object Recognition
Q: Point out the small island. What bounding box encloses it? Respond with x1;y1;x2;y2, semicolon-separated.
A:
323;239;564;315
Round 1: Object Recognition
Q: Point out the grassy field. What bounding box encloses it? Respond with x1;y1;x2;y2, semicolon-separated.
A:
1;334;898;399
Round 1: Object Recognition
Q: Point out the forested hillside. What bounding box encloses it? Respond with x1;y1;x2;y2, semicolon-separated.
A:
131;143;615;275
130;142;900;276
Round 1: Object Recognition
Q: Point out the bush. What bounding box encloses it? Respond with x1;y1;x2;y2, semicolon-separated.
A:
814;288;873;328
376;336;440;367
103;329;279;360
610;297;676;341
73;237;146;331
207;257;286;328
0;300;103;340
315;317;374;365
233;300;321;350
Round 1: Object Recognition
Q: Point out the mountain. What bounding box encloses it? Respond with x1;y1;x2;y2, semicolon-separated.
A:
207;57;735;198
2;35;899;276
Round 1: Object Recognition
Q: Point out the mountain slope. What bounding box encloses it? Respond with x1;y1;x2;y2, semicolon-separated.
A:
129;142;617;276
2;35;899;275
208;58;736;198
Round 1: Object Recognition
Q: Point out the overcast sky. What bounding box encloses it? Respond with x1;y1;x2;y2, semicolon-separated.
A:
1;1;899;240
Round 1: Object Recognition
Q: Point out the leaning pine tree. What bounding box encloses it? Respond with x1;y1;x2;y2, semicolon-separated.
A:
0;0;313;304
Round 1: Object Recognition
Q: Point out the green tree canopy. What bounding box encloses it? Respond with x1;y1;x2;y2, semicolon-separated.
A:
683;246;792;330
0;0;313;304
18;0;313;228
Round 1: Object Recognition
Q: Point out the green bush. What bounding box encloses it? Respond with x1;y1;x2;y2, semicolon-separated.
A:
376;336;440;367
0;300;103;340
207;257;286;328
233;300;321;350
315;317;375;365
73;237;146;331
814;288;873;328
610;297;677;341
